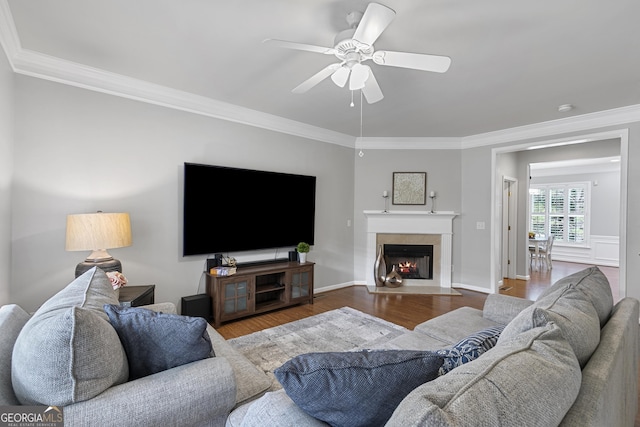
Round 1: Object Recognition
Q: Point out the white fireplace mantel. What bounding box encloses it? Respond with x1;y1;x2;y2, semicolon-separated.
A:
363;210;459;288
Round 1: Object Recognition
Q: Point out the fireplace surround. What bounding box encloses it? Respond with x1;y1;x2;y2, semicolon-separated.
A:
364;211;458;288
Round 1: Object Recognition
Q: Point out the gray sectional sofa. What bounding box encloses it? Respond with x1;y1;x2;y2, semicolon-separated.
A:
227;266;639;427
0;267;271;427
1;266;637;426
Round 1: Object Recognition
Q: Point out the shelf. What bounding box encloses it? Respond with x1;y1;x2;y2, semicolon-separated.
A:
255;283;285;294
255;300;285;312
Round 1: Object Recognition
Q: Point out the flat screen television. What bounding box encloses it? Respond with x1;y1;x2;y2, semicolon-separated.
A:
183;162;316;256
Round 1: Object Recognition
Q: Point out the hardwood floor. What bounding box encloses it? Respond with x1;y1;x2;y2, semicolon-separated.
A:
500;261;621;302
215;261;619;339
214;261;636;425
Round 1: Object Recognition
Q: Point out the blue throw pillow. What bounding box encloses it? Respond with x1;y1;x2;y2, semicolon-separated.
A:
436;324;505;375
104;305;214;380
274;349;443;427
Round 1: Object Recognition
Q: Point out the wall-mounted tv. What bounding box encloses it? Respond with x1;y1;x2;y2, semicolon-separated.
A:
183;162;316;256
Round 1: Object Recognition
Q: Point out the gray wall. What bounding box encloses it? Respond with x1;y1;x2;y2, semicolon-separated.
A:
352;149;462;284
11;76;355;312
4;60;640;310
0;49;13;305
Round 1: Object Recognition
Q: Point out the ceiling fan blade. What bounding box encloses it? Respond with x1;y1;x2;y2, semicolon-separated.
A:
361;66;384;104
352;3;396;46
263;38;335;55
331;66;350;87
349;63;369;90
292;63;342;93
373;50;451;73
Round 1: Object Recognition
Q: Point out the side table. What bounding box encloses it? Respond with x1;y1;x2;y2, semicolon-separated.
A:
118;285;155;307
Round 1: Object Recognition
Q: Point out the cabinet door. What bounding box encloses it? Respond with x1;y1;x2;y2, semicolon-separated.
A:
290;267;313;302
219;277;254;321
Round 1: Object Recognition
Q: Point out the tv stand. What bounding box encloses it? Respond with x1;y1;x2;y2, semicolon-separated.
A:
206;261;314;328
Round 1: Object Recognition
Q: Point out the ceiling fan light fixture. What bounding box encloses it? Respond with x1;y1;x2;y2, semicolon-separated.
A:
349;63;369;90
331;66;350;87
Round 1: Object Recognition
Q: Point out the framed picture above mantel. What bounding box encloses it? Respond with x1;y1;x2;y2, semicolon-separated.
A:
392;172;426;205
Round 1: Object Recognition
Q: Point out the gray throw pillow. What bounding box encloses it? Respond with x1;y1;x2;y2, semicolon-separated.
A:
538;266;613;326
274;349;444;427
104;305;214;380
386;322;582;427
11;268;128;406
500;284;600;367
436;325;505;375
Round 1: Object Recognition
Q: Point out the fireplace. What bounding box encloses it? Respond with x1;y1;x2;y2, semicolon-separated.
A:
384;244;433;280
364;211;458;288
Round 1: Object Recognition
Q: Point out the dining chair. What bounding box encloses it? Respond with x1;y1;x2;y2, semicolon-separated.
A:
529;235;554;270
537;235;554;269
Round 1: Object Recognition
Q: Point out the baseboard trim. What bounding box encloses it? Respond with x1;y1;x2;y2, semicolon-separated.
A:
315;281;356;294
452;282;492;294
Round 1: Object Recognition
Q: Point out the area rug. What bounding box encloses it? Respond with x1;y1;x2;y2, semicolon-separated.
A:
227;306;410;390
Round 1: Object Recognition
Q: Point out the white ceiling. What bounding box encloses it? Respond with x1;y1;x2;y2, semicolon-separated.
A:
3;0;640;141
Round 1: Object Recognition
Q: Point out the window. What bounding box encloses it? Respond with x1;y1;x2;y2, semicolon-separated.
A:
529;182;589;246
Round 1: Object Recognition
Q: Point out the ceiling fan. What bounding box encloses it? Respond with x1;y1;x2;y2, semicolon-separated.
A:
264;2;451;104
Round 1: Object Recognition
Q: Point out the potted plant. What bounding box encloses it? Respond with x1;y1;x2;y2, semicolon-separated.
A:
296;242;310;263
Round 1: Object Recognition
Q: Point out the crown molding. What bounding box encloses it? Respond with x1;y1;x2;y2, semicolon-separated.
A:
530;156;621;177
12;49;356;148
0;0;19;67
2;0;639;151
461;104;640;149
356;137;462;150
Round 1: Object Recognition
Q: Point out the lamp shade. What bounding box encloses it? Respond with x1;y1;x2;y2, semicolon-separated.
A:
66;212;132;277
66;212;132;252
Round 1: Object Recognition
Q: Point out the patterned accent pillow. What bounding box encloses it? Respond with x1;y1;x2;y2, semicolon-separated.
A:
274;349;443;427
436;325;505;375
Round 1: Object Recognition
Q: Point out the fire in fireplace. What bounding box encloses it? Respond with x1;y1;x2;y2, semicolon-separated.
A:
383;244;434;280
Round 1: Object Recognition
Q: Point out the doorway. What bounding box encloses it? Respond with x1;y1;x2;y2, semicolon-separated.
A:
491;129;628;297
501;177;518;280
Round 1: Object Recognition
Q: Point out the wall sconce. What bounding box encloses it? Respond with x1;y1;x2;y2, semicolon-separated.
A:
429;191;436;213
382;190;389;212
65;211;132;277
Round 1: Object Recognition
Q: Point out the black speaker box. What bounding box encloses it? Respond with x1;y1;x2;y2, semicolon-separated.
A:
181;294;212;320
206;254;223;271
288;250;298;262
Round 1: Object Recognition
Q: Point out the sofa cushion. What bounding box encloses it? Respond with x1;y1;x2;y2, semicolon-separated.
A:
104;304;214;380
274;349;443;427
0;304;30;405
413;306;500;345
386;322;582;427
11;268;128;406
500;284;600;367
206;324;271;407
538;266;613;326
436;325;505;375
482;293;534;324
227;389;328;427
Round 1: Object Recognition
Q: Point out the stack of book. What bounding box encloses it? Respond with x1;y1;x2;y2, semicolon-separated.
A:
209;266;237;276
